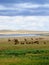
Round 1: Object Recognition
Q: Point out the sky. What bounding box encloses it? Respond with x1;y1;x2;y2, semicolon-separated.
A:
0;0;49;31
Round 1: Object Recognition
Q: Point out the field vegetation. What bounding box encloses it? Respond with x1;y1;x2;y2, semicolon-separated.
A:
0;36;49;65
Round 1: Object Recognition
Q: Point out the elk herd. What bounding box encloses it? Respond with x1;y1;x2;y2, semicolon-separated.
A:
8;37;47;45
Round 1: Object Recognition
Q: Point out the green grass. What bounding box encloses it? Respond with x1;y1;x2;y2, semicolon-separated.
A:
0;49;49;56
0;49;49;65
0;53;49;65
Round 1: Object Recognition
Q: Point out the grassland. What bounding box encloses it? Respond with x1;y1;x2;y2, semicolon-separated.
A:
0;36;49;65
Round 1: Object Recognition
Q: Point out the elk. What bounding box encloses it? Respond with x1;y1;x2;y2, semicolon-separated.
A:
26;41;29;44
34;41;39;44
44;42;46;44
21;42;24;44
14;39;19;45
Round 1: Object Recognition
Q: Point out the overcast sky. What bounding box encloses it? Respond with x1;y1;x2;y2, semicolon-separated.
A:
0;0;49;31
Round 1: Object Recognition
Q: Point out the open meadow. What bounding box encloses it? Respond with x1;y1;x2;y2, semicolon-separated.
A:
0;36;49;65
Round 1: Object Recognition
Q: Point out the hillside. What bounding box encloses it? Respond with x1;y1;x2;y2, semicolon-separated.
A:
0;30;49;34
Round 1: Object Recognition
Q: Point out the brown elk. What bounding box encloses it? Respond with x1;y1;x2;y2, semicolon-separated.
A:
14;39;19;45
21;42;24;44
34;41;39;44
44;42;46;44
26;41;29;44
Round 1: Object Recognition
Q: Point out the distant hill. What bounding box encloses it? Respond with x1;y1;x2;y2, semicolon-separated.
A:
0;30;49;34
0;30;13;32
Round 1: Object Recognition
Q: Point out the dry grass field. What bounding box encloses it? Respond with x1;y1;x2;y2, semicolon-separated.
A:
0;36;49;65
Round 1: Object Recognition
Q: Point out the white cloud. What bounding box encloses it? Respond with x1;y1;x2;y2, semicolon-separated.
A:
0;3;49;16
0;16;49;31
13;3;49;9
0;3;49;10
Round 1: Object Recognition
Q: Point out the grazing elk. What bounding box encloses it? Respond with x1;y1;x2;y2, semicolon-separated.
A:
14;39;19;45
21;42;24;44
26;41;29;44
44;42;46;44
24;39;28;44
34;41;39;44
28;42;31;44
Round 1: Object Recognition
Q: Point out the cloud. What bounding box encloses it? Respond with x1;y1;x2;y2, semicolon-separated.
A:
0;0;49;31
14;3;49;8
0;3;49;10
0;16;49;31
0;2;49;16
